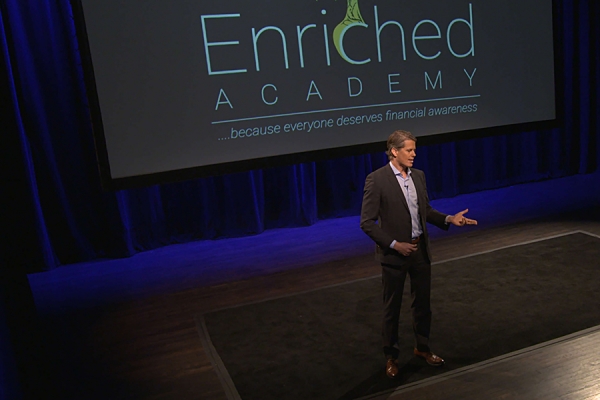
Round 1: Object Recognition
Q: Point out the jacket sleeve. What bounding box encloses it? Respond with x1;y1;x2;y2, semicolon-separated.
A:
360;172;395;248
420;172;450;231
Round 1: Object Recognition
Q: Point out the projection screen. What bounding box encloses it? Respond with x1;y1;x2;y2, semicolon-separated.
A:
73;0;557;188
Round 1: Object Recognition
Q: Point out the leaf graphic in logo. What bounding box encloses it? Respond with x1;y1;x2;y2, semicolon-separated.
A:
334;0;365;63
317;0;365;64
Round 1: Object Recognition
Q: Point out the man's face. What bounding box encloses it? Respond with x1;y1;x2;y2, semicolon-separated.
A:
392;140;416;171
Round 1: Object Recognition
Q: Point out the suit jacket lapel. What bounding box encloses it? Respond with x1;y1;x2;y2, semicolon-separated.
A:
412;171;428;223
384;164;409;211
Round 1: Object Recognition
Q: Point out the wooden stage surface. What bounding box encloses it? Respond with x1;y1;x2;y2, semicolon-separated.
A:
30;200;600;399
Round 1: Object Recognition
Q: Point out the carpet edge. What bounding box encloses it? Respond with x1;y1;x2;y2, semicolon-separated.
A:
194;315;242;400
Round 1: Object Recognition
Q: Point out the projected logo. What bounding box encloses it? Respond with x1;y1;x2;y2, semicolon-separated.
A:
199;1;479;139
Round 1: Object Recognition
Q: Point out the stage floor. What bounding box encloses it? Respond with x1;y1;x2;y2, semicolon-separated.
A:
379;326;600;400
27;171;600;399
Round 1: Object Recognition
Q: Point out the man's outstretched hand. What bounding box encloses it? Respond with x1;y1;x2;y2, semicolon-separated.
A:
447;209;478;227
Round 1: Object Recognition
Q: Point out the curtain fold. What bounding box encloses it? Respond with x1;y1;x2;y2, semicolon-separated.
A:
1;0;598;272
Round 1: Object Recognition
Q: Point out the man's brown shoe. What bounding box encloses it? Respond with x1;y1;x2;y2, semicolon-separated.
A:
413;348;445;366
385;358;399;378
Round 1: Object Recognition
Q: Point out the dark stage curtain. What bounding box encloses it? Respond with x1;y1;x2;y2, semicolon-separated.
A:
1;0;598;273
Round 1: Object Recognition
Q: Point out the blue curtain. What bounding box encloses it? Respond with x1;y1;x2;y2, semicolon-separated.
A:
1;0;598;273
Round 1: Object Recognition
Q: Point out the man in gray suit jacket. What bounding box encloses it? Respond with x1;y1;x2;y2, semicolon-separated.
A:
360;130;477;379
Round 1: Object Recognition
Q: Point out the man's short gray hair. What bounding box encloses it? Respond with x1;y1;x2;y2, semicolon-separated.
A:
386;130;417;160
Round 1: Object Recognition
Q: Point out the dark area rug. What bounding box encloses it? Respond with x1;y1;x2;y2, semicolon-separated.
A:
197;232;600;400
